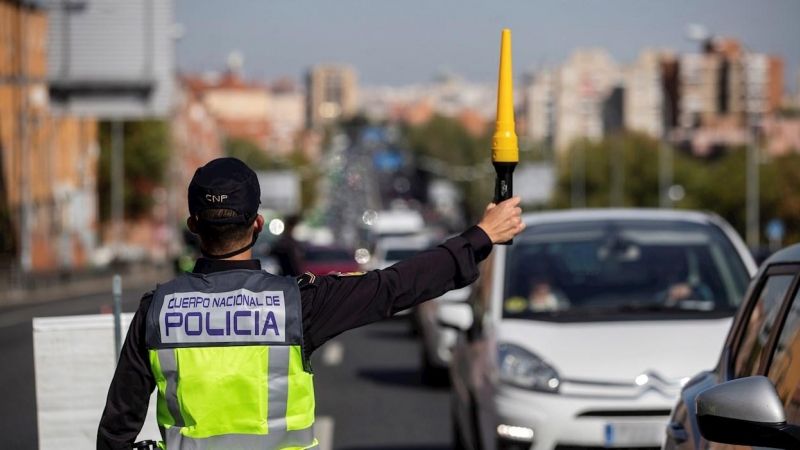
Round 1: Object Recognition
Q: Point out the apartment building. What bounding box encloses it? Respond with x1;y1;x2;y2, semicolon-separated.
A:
0;0;99;273
306;64;358;129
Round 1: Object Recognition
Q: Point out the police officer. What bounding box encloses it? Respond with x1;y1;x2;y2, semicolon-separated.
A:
97;157;525;450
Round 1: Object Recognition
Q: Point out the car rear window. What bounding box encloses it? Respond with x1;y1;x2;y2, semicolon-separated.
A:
502;219;751;321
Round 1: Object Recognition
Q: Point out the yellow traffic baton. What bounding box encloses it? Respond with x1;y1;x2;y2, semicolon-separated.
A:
492;29;519;244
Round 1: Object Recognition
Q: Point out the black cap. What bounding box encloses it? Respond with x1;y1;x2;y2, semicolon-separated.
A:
188;158;261;224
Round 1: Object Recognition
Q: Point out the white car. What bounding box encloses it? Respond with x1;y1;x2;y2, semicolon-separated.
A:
415;285;471;385
370;235;433;316
369;235;432;270
444;209;757;450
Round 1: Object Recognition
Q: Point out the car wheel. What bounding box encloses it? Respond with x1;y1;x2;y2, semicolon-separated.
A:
420;348;449;387
452;403;467;450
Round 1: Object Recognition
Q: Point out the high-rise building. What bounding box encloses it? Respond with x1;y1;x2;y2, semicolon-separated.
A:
679;52;725;128
624;50;675;138
306;64;358;128
525;68;557;148
268;78;306;156
680;38;783;129
555;49;620;151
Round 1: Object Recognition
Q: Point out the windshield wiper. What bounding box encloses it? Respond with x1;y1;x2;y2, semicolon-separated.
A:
567;303;715;314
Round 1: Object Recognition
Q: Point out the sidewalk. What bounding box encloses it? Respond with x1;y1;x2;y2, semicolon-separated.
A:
1;264;170;310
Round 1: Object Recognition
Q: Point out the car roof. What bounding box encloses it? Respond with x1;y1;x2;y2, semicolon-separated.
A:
521;208;723;226
763;243;800;265
515;208;758;276
375;235;430;249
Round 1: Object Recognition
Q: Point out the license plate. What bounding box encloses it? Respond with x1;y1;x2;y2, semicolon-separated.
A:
605;422;664;446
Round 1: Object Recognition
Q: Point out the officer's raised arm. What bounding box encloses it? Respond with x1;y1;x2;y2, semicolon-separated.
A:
299;196;525;355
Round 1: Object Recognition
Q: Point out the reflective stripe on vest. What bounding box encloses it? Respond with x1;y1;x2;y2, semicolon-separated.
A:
145;270;315;450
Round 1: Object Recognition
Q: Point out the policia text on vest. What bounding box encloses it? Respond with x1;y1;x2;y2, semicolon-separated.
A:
160;289;285;343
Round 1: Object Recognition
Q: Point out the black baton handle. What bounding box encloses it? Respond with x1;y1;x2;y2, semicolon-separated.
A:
492;162;516;245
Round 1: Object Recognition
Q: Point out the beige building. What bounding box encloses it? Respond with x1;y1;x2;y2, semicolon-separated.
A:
268;78;306;156
624;50;675;138
306;64;358;128
679;52;725;128
183;67;272;151
525;68;557;146
555;49;620;151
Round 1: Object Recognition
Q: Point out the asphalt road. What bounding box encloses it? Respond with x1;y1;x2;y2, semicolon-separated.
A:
0;283;452;450
313;317;451;450
0;282;151;449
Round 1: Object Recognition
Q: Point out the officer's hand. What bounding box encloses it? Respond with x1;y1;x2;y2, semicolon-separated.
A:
477;196;525;244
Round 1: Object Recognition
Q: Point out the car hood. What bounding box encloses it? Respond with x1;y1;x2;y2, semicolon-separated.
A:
497;317;732;382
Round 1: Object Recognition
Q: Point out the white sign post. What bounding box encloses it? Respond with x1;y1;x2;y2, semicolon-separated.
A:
33;314;159;450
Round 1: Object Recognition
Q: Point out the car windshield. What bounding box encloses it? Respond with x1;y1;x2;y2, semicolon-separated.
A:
502;219;751;321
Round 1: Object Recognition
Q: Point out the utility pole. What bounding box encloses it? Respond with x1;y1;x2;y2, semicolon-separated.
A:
659;98;673;208
746;110;760;249
19;1;32;282
572;96;590;209
745;54;760;250
610;138;624;207
111;121;124;254
571;141;585;208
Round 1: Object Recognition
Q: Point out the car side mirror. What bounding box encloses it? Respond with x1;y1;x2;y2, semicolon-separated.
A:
437;302;473;331
696;376;800;449
440;286;472;303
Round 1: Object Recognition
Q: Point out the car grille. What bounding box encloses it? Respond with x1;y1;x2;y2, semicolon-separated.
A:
554;446;660;450
576;409;671;418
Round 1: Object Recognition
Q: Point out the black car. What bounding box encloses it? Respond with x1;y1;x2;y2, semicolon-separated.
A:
663;243;800;449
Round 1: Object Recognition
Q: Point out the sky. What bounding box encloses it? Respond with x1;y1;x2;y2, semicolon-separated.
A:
175;0;800;90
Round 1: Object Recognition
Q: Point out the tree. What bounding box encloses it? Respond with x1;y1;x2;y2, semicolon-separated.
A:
549;132;800;245
97;120;171;222
403;115;495;220
225;138;282;171
225;138;318;211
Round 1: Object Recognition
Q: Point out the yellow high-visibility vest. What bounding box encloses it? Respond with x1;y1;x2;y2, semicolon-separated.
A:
145;270;317;449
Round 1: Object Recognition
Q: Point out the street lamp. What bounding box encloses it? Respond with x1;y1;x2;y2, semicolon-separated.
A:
685;24;761;248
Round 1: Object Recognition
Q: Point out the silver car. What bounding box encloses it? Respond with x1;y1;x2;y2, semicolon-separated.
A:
663;243;800;450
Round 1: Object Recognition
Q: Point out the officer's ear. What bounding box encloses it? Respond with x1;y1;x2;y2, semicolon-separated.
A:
187;217;199;235
254;215;265;233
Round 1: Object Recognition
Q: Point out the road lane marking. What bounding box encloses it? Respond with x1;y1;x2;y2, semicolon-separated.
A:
316;415;334;450
321;341;344;366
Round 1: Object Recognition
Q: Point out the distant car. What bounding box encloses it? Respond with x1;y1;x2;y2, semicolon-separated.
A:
302;245;360;275
369;235;431;316
415;285;471;385
369;235;431;270
253;231;281;275
663;243;800;450
443;209;756;450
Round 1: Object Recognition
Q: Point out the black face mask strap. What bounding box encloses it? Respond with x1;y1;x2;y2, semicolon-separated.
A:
201;232;260;260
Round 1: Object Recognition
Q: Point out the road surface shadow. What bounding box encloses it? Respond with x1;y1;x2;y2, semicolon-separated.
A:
358;367;449;390
366;327;415;341
336;445;450;450
358;367;422;387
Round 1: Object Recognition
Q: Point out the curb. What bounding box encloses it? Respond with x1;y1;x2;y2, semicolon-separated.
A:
1;267;172;310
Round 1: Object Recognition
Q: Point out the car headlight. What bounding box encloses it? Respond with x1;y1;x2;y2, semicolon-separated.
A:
497;342;560;393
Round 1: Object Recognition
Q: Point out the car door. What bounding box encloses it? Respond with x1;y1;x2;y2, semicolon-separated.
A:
450;252;498;450
709;264;800;450
762;271;800;434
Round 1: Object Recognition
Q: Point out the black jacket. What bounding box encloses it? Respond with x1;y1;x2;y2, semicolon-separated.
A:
97;226;492;449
